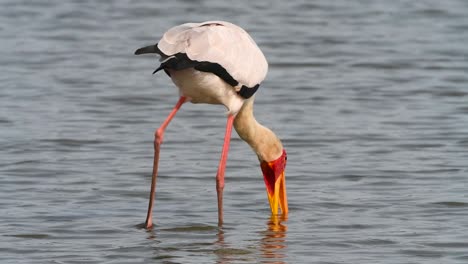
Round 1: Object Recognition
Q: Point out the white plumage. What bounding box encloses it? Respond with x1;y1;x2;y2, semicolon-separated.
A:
158;21;268;89
135;21;269;114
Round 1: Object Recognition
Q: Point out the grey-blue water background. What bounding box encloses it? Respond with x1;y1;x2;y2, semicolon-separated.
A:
1;0;468;263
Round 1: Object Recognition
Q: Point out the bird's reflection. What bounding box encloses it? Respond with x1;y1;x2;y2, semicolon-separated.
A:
214;215;288;264
260;215;288;263
215;226;233;264
140;216;288;263
216;226;226;247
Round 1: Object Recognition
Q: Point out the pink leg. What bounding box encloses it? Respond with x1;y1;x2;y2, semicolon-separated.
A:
145;96;186;228
216;114;235;226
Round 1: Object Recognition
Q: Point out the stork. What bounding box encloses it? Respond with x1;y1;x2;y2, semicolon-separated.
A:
135;21;288;228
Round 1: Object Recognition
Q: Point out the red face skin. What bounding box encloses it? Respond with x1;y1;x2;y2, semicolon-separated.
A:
260;149;288;215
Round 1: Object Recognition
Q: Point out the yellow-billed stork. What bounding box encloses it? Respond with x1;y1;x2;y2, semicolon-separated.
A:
135;21;288;228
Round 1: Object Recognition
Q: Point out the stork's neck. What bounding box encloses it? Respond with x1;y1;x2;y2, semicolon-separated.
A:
233;97;283;162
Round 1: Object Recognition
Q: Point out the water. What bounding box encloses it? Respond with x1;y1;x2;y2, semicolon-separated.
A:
1;0;468;263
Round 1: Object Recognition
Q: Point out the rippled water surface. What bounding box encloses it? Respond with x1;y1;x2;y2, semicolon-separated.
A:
2;0;468;263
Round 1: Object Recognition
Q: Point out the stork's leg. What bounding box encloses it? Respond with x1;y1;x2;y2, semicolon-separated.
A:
216;114;235;226
145;96;186;229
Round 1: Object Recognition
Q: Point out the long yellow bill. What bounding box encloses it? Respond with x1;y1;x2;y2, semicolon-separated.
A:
260;149;288;215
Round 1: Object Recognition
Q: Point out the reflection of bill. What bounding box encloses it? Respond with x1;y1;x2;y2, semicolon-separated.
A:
260;215;288;264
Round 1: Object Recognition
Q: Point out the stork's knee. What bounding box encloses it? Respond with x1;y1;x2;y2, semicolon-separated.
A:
216;181;224;193
154;127;164;145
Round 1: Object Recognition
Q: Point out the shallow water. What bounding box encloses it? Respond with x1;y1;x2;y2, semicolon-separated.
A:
1;0;468;263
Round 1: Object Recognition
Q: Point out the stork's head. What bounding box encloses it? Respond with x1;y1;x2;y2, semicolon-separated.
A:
260;149;288;215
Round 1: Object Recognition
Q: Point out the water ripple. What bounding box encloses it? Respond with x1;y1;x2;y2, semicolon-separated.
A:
1;0;468;263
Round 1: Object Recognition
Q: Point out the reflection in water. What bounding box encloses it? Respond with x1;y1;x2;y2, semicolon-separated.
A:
215;227;229;264
216;226;226;249
214;215;288;264
215;227;253;264
145;227;157;241
260;215;288;263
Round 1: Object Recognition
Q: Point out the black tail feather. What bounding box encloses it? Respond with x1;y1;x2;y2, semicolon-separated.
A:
134;44;161;55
